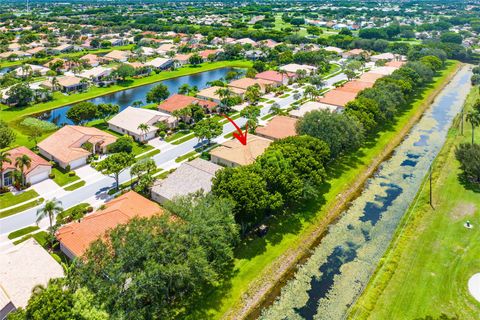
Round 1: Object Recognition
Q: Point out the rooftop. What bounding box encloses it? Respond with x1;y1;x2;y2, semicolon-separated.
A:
256;116;298;140
318;89;358;107
158;94;218;113
210;134;272;166
289;101;339;118
2;146;51;175
108;107;172;135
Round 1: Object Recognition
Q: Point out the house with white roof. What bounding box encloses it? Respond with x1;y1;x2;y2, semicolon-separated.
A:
145;57;173;70
78;66;112;82
107;107;175;142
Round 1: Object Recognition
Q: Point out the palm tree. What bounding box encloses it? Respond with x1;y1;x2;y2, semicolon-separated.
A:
137;123;150;141
50;76;59;93
15;154;31;187
0;151;11;189
36;198;63;244
215;87;233;105
132;100;143;108
466;110;480;144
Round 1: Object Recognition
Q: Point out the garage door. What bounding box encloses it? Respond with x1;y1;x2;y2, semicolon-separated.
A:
28;170;50;184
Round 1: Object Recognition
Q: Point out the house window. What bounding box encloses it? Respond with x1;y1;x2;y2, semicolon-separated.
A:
3;171;13;186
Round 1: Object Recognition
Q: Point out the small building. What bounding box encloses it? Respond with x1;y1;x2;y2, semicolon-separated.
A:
145;57;173;70
38;125;117;169
41;75;86;93
158;94;218;114
0;239;64;318
1;146;52;186
108;107;175;142
210;134;272;167
228;77;276;93
103;50;131;62
289;101;340;118
196;86;245;104
255;116;298;141
255;70;296;85
151;158;221;204
56;191;163;259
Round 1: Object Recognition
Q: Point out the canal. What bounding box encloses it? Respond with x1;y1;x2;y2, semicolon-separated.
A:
260;66;472;320
36;67;242;125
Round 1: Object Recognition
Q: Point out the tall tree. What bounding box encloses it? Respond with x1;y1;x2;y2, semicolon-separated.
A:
15;154;31;186
193;117;223;145
96;152;135;190
146;84;170;104
36;198;63;242
0;121;16;149
466;110;480;144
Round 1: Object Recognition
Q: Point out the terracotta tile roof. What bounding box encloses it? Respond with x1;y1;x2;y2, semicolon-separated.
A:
37;125;117;164
174;53;192;62
255;70;295;83
197;86;245;100
158;94;218;113
80;53;100;65
56;191;163;258
318;89;358;107
385;60;406;68
256;116;298;140
335;80;373;94
358;72;384;84
210;134;272;166
228;77;275;91
2;146;51;174
198;49;220;59
103;50;130;61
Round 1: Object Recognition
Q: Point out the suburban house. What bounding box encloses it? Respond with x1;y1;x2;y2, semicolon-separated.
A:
335;80;374;93
151;158;221;204
228;77;276;93
108;107;176;142
323;46;344;54
56;191;163;259
357;72;385;84
173;53;193;67
0;83;48;106
255;116;298;141
78;66;112;82
80;54;101;67
38;125;117;169
158;94;218;114
318;89;358;108
50;44;73;54
198;49;221;62
255;70;296;85
14;64;50;78
103;50;131;62
289;101;340;118
1;146;52;187
342;48;369;59
145;57;173;70
0;239;64;319
279;63;317;75
210;134;272;167
41;75;87;93
196;86;245;104
370;52;406;62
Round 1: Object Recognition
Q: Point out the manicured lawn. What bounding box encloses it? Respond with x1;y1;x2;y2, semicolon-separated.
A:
51;167;80;187
172;133;195;145
56;203;89;224
175;151;197;163
0;198;44;218
13;230;48;246
8;225;40;240
64;180;86;191
0;189;39;209
191;61;461;319
136;149;160;160
165;130;191;142
351;83;480;320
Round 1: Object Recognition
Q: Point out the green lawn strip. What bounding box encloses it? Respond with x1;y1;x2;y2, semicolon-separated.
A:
351;83;480;320
171;133;195;145
0;189;39;209
51;167;80;187
13;230;48;246
0;198;44;219
56;203;90;224
136;149;160;161
64;180;86;191
261;113;275;121
0;60;252;124
165;130;191;142
175;151;198;163
197;61;460;319
8;225;40;240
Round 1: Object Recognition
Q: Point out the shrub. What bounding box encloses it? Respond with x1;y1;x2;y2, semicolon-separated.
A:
49;173;55;179
107;135;134;153
86;206;94;213
65;165;71;172
68;171;76;177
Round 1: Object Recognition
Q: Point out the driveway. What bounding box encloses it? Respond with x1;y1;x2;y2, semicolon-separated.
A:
75;165;103;182
31;179;63;198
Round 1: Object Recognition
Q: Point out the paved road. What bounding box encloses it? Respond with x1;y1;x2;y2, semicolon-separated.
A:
0;85;308;235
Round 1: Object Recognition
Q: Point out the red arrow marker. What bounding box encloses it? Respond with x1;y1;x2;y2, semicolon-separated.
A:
221;114;248;145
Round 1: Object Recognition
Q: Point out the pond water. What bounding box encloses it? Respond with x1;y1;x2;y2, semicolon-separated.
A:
261;66;473;320
35;67;242;125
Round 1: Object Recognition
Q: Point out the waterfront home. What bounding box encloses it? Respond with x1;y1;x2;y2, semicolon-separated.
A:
173;53;193;67
41;75;87;93
56;191;163;259
78;66;112;83
255;70;296;85
210;134;272;167
289;101;340;118
255;116;298;141
0;239;64;319
158;94;218;114
145;57;173;70
198;49;221;62
108;107;175;142
196;86;245;104
1;146;52;186
38;125;117;169
228;77;276;93
151;158;221;204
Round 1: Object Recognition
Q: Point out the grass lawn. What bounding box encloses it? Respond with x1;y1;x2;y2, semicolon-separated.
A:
350;84;480;320
172;133;195;145
51;167;80;187
175;151;197;163
136;149;160;161
0;189;39;209
189;61;461;319
64;180;86;191
0;198;44;219
8;225;40;240
13;230;48;246
56;203;89;224
165;130;191;142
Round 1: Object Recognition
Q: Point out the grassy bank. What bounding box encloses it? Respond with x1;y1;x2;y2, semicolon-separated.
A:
189;61;461;319
349;83;480;319
2;60;252;148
